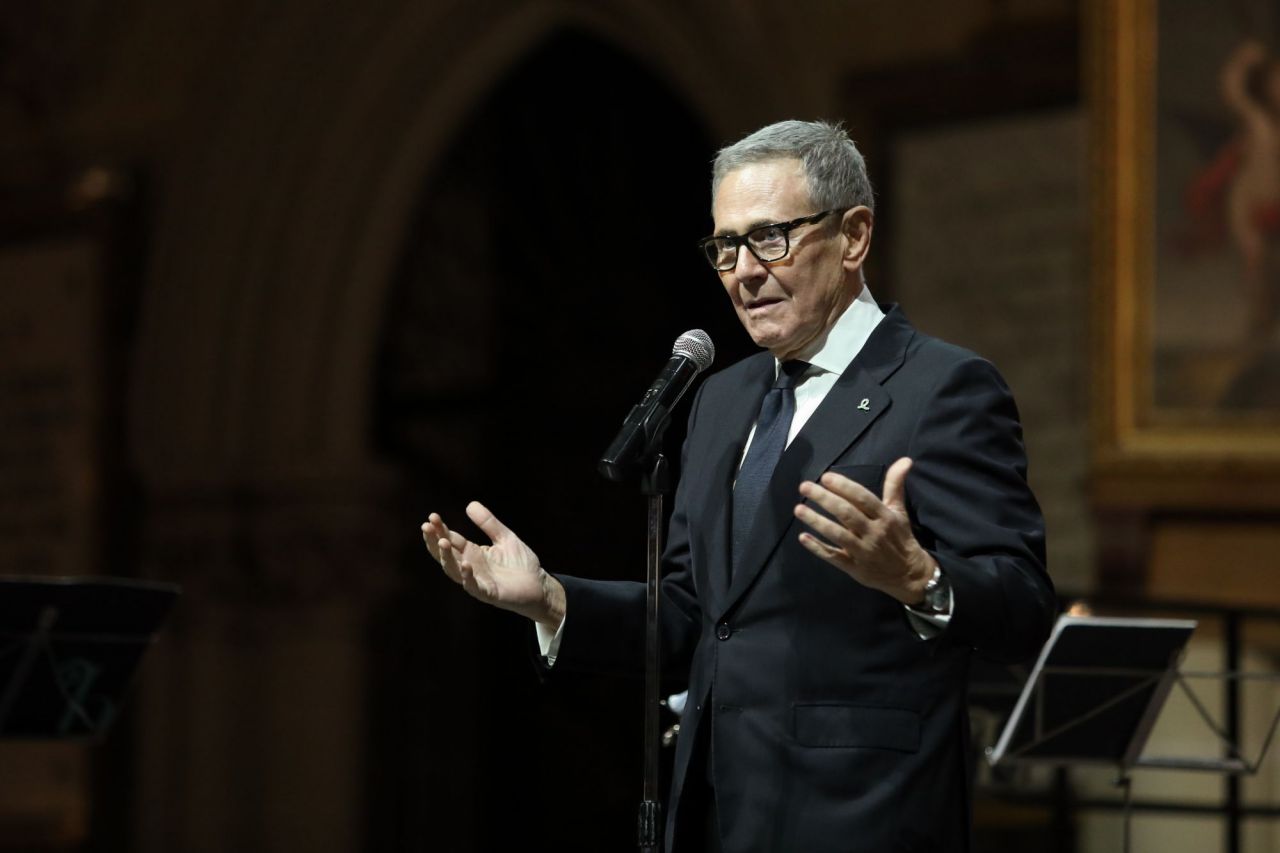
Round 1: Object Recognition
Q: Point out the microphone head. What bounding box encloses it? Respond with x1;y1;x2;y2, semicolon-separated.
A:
672;329;715;372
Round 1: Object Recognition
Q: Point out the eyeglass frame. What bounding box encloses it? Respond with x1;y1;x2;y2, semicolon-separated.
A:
697;207;850;271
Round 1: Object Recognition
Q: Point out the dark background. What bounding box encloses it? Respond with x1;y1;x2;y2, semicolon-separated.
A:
4;2;1279;852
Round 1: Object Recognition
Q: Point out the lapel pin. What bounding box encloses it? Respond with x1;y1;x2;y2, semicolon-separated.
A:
857;398;870;411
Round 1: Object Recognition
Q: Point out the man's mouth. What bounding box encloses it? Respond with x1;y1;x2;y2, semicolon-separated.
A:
745;297;784;312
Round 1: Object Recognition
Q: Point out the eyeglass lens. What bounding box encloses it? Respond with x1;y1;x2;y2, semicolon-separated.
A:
706;225;788;270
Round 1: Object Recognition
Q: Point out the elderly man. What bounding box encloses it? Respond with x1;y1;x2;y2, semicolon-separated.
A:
423;120;1055;852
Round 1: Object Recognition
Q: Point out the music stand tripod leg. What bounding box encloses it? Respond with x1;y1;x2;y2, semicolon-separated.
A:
0;606;59;732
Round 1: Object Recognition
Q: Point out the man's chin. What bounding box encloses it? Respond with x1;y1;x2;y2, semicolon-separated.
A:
745;326;818;361
751;335;802;360
747;331;781;352
742;319;785;349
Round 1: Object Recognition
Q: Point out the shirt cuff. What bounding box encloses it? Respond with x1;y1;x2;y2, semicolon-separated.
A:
535;616;566;666
903;585;954;639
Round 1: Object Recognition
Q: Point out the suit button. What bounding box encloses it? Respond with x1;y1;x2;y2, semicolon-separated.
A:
716;623;731;641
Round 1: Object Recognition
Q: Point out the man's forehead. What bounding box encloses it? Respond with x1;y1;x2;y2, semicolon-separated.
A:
712;158;811;230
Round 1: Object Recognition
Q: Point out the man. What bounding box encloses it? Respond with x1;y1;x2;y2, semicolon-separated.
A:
423;120;1055;852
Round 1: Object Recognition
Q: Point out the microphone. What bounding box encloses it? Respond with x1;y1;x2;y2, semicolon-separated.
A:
598;330;715;481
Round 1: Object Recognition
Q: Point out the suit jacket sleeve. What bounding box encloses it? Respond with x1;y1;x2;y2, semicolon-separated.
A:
540;383;706;683
905;354;1055;663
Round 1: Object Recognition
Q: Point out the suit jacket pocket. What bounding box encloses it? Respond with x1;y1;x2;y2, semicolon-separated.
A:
826;464;886;496
792;703;920;752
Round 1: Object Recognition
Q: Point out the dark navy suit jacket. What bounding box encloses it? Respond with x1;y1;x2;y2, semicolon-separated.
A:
551;305;1055;852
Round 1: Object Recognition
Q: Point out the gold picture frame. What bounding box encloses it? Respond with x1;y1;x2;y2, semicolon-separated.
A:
1092;0;1280;510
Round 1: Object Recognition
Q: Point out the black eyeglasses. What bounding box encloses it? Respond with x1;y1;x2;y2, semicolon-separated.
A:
698;208;847;271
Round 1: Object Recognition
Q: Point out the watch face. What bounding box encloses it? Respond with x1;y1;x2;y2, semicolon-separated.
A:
925;571;949;612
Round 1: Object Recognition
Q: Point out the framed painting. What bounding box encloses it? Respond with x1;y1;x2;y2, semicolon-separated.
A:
1093;0;1280;509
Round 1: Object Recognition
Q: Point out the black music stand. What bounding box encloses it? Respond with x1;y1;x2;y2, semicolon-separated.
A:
987;615;1198;771
0;576;178;739
983;614;1280;852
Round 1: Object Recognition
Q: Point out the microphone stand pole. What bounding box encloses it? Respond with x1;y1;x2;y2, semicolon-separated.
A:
637;450;669;853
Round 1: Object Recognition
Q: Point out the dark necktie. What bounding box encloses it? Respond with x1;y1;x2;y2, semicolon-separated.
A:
730;360;809;575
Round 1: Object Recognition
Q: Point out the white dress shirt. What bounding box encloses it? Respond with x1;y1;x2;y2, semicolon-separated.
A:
741;281;884;456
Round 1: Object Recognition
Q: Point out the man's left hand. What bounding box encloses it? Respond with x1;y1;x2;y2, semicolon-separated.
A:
795;457;937;606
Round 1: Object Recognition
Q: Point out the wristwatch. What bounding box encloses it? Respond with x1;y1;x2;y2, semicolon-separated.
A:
919;565;951;615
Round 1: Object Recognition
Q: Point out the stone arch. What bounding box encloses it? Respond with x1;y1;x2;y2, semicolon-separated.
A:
125;4;809;851
367;25;733;849
130;1;795;484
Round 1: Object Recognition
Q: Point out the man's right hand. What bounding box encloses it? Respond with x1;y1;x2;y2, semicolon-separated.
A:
422;501;566;629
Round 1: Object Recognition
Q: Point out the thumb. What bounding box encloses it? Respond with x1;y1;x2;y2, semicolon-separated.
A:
466;501;511;544
883;457;913;512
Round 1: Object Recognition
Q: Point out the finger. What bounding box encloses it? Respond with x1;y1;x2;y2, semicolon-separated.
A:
798;530;845;566
794;503;862;550
446;528;469;551
421;513;449;561
815;471;884;518
449;530;495;592
425;512;458;550
456;556;487;598
798;480;872;536
882;457;913;513
466;501;512;545
421;522;440;561
437;537;465;584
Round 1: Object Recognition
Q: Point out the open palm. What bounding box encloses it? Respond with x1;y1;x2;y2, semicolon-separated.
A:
422;502;550;622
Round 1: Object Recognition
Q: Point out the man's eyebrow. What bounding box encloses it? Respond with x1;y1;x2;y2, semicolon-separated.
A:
714;218;780;237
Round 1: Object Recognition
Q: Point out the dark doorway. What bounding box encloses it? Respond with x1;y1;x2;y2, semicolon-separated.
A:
371;29;753;852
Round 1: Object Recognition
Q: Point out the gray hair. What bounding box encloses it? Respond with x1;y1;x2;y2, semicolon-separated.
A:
711;119;874;213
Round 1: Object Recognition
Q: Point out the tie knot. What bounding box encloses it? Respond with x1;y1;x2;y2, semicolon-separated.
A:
775;360;810;390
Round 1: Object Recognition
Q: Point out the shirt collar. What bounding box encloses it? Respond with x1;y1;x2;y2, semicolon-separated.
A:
777;283;885;376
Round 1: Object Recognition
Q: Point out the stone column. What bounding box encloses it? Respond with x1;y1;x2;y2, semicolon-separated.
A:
130;470;401;853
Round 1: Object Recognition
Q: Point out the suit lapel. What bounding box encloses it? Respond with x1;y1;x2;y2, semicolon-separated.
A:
697;355;775;606
717;306;915;617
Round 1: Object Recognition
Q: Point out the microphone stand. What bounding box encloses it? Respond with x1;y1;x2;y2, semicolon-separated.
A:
599;331;713;850
636;450;669;853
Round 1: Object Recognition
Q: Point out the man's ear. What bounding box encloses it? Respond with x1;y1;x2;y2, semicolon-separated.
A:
841;206;874;272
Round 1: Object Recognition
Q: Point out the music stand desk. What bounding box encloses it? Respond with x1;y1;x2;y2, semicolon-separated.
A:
0;576;179;740
987;615;1198;772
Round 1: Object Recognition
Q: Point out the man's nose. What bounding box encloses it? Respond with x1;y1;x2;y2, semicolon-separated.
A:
733;245;768;282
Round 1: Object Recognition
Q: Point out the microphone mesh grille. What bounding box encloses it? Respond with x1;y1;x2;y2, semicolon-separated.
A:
672;329;715;371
